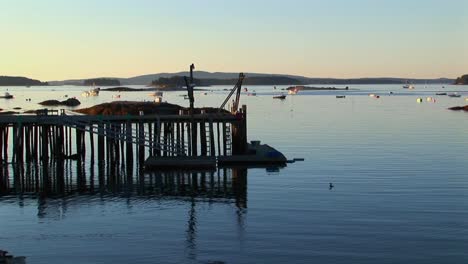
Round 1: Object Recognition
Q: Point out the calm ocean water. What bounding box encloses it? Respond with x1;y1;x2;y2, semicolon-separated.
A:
1;84;468;264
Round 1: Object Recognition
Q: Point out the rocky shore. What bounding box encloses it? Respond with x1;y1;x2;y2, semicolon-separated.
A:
39;98;81;107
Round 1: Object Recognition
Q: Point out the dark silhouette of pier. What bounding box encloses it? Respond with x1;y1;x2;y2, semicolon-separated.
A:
0;106;248;168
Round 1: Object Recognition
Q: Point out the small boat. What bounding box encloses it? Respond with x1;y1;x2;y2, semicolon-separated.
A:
436;92;447;95
0;92;13;99
273;94;286;99
112;94;121;99
288;89;298;95
403;80;414;89
448;93;461;98
247;92;256;96
336;95;346;98
149;91;163;97
89;88;100;96
243;88;248;92
82;88;100;97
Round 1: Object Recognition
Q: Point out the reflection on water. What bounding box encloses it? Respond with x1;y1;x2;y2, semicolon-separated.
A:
0;162;248;264
0;162;248;210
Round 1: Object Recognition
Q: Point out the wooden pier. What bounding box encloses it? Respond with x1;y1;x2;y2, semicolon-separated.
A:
0;106;249;168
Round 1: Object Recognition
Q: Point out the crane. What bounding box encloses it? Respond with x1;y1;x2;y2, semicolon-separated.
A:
219;73;245;113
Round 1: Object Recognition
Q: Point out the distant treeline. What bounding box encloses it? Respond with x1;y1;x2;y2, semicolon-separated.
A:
300;78;453;85
454;74;468;85
151;75;454;87
151;76;302;87
151;76;203;88
84;78;120;86
0;76;48;86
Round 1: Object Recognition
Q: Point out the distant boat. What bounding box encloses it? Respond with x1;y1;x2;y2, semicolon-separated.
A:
448;93;461;98
288;88;298;95
273;94;286;99
403;81;414;89
82;87;100;97
0;92;13;99
148;91;163;97
436;92;447;95
336;95;346;98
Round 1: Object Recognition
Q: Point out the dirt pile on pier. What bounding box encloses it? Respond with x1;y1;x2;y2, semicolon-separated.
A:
75;101;228;115
448;105;468;112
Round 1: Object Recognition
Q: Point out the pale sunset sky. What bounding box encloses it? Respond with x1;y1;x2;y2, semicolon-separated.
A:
0;0;467;81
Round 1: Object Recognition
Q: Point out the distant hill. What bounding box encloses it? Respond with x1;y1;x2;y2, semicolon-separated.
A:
151;75;302;87
83;78;120;86
454;74;468;85
48;71;455;86
0;76;48;86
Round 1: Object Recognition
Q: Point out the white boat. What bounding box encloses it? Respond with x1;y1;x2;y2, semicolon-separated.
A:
288;88;298;95
448;93;461;98
403;81;414;89
82;88;100;97
148;91;163;97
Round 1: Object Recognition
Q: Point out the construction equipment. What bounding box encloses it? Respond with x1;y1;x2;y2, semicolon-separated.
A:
219;73;245;113
184;63;196;114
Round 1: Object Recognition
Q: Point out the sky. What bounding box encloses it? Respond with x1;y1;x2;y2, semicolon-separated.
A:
0;0;467;81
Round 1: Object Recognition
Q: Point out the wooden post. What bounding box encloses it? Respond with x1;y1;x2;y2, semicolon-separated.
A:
232;105;248;155
138;122;145;164
200;121;207;156
222;122;227;156
217;122;221;157
41;125;49;162
98;123;105;161
0;126;3;162
126;121;133;164
89;127;95;163
191;122;198;156
209;120;215;156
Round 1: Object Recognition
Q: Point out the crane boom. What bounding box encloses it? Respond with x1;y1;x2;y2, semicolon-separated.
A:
219;73;245;113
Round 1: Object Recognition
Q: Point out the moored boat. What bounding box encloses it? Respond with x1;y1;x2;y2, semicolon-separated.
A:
0;92;13;99
149;91;163;97
273;94;286;99
288;88;298;95
82;88;100;97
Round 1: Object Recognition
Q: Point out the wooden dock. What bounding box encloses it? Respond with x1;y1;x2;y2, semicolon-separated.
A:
0;105;249;168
